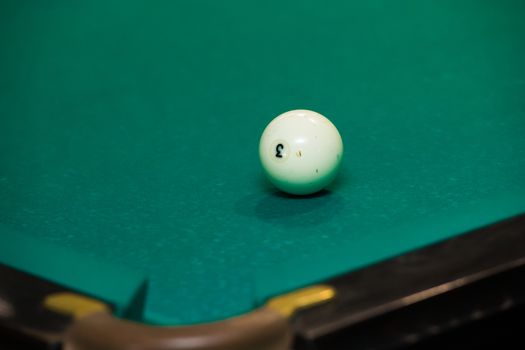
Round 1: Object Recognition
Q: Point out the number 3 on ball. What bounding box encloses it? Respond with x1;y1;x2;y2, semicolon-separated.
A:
275;143;284;158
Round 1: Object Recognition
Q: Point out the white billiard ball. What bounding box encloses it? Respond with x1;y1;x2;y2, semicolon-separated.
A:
259;110;343;195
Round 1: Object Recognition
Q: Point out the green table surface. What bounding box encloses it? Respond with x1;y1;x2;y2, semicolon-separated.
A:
1;0;524;325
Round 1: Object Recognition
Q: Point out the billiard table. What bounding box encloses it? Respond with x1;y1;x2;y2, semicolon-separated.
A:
1;1;525;349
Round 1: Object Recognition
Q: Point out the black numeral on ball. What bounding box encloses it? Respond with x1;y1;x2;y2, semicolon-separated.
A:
275;143;284;158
